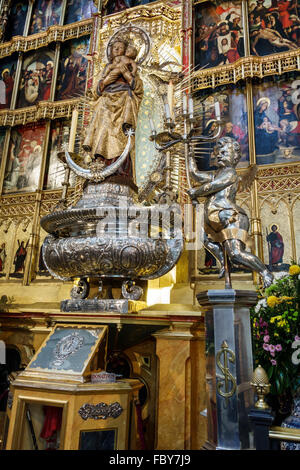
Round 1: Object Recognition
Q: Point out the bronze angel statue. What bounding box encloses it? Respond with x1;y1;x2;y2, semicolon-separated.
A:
188;136;273;288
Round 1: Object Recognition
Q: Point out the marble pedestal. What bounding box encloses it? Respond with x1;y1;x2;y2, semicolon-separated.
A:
197;289;257;450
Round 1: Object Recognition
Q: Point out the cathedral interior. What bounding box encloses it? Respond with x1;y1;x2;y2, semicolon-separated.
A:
0;0;299;451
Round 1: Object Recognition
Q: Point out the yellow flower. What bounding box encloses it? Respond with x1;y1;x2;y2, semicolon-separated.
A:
270;315;282;323
267;296;280;308
289;265;300;276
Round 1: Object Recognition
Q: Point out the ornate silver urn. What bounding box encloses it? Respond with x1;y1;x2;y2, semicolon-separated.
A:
41;179;183;312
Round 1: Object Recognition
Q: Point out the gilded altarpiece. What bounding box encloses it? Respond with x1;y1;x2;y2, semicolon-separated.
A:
192;0;300;282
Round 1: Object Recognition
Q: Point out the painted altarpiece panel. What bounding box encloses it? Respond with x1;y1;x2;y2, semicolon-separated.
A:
194;1;244;70
0;55;18;110
4;0;28;40
29;0;64;35
248;0;300;57
260;200;292;272
64;0;97;24
55;36;90;101
16;48;55;109
9;221;32;279
194;84;249;171
3;122;47;194
253;73;300;166
44;118;76;190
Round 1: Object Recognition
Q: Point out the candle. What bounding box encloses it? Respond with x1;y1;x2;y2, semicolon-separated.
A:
167;80;174;118
182;93;188;114
188;94;194;118
149;118;155;134
215;101;220;120
164;101;171;120
68;108;78;152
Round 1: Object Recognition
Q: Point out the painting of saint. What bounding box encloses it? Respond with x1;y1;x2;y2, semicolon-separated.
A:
17;49;55;108
266;224;285;270
253;75;300;165
105;0;133;15
55;37;90;100
44;119;76;189
194;1;244;70
0;56;17;110
3;123;46;194
29;0;63;35
64;0;97;24
194;86;249;171
0;243;6;274
249;0;300;56
12;240;29;276
4;0;28;40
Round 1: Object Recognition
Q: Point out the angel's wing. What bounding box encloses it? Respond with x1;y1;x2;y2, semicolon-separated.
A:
238;164;257;192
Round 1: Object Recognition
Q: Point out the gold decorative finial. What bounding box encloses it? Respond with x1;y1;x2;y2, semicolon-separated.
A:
251;365;271;409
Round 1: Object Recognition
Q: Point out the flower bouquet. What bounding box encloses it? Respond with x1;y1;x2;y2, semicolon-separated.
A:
251;265;300;397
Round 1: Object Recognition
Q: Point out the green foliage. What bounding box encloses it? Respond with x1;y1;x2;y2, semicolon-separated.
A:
251;267;300;396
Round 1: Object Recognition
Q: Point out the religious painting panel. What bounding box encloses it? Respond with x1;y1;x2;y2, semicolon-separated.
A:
9;219;32;279
248;0;300;56
260;200;292;273
29;0;64;35
253;73;300;166
0;54;18;110
2;122;46;194
16;48;55;109
4;0;29;40
55;36;90;101
104;0;157;16
194;1;244;70
64;0;97;24
44;118;76;190
193;84;249;171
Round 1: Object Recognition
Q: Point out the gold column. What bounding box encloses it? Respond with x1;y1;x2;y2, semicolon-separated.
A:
288;204;297;262
246;81;264;268
190;325;206;449
153;321;206;450
243;0;264;277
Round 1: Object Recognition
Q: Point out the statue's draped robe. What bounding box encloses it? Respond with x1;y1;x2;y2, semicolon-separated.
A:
83;70;144;185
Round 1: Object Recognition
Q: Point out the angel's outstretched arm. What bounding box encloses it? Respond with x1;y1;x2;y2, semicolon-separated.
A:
188;151;213;184
191;168;237;198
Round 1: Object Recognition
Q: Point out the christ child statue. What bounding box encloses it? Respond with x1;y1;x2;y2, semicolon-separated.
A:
101;43;138;88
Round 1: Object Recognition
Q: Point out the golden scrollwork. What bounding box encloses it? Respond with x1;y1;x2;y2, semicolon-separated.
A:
0;18;94;60
0;98;80;127
192;50;300;91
